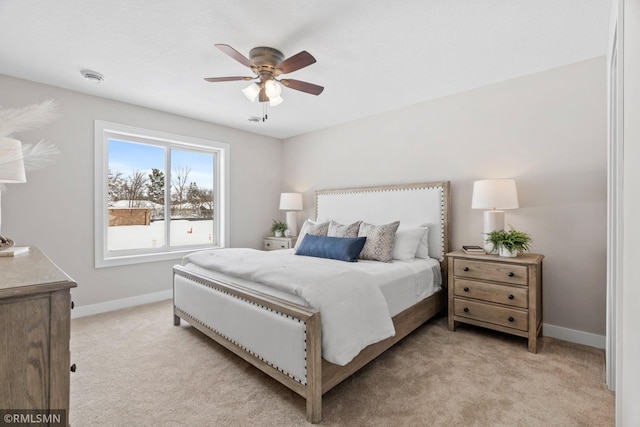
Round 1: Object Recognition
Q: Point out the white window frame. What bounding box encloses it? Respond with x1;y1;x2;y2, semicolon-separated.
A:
94;120;230;268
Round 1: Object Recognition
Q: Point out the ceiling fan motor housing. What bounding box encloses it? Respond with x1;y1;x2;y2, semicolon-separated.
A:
250;47;285;76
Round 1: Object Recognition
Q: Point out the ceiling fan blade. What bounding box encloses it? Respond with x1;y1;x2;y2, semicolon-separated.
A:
215;44;255;68
276;51;316;74
258;87;269;103
204;76;253;82
280;79;324;95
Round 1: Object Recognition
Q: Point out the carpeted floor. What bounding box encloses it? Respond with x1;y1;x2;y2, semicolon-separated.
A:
70;300;614;426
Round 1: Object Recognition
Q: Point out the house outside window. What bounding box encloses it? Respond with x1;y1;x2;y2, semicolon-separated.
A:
94;121;229;267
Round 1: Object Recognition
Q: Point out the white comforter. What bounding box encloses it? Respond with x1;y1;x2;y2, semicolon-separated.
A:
182;248;396;365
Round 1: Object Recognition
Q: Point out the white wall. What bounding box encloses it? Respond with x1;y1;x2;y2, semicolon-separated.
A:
0;74;283;308
283;57;607;337
620;0;640;423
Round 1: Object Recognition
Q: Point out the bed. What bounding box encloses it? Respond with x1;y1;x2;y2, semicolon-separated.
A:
173;181;450;423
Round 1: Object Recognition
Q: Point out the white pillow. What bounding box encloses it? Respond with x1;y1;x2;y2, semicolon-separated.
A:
415;224;430;259
393;227;427;261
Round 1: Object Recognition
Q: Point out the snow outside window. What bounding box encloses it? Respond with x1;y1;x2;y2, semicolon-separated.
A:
94;121;230;268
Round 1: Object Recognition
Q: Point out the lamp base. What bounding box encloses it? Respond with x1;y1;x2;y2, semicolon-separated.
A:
285;211;298;237
483;210;505;253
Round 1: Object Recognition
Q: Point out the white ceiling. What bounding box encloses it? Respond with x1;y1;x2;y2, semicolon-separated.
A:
0;0;611;140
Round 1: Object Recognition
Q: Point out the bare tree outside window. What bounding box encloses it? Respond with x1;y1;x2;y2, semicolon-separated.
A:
124;170;149;208
172;166;191;212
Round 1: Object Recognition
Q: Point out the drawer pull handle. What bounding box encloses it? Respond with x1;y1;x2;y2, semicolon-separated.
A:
70;363;77;373
508;294;514;300
463;287;469;292
508;316;514;322
71;301;75;309
463;307;469;313
463;267;469;272
508;272;515;277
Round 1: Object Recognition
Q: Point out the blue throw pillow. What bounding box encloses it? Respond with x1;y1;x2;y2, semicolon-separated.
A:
295;235;367;262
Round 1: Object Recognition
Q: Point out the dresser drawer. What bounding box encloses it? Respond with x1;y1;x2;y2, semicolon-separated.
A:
454;298;528;331
454;278;528;308
453;259;528;286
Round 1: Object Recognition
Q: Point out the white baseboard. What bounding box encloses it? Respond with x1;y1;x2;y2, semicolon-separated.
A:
71;289;173;319
543;323;605;349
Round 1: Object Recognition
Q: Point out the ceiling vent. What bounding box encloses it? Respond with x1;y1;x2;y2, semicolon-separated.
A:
81;70;104;84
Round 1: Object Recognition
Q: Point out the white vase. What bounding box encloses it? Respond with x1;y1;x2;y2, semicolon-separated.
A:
499;246;518;257
275;230;283;237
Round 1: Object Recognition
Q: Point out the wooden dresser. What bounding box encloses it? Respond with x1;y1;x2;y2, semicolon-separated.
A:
446;250;544;353
0;247;77;425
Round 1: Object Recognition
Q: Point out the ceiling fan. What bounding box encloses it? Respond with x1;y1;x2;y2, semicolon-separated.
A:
204;44;324;107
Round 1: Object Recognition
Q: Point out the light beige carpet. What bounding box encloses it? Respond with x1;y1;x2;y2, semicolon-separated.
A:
70;300;614;426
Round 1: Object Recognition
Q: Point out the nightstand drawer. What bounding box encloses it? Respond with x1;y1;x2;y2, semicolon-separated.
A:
263;236;297;251
454;298;528;331
454;279;528;308
264;239;291;250
453;259;528;286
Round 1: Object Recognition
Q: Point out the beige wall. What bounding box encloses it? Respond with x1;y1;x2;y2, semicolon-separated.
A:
283;57;607;336
0;74;283;307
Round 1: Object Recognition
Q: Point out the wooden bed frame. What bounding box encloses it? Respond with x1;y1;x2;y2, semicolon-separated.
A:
173;181;450;423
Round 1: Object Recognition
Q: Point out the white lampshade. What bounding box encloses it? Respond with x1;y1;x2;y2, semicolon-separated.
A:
0;137;27;184
242;83;260;103
279;193;303;211
269;96;284;107
471;179;519;210
264;80;282;99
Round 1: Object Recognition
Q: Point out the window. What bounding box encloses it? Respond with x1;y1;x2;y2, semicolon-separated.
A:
94;121;229;267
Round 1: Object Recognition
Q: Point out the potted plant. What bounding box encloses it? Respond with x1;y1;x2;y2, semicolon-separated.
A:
271;219;288;237
485;227;532;257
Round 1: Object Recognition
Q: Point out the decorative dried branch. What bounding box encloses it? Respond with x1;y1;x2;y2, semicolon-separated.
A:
0;99;59;137
0;99;60;192
21;141;60;172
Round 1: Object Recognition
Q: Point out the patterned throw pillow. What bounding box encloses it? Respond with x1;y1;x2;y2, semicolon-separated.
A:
294;220;330;250
327;220;361;238
358;221;400;262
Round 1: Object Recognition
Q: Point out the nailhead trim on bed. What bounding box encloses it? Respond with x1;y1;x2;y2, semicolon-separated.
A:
316;183;447;261
176;273;308;385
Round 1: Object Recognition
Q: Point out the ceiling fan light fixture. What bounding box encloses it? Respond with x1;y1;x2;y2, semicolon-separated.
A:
242;83;260;102
264;79;282;99
269;96;284;107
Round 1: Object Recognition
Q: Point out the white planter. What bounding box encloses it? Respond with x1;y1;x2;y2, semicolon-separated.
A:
499;246;518;257
274;230;283;237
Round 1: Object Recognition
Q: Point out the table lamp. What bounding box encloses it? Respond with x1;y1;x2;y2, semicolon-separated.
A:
471;179;519;252
279;193;303;237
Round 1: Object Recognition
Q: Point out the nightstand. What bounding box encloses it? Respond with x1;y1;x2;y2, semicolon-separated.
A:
446;250;544;353
263;236;297;251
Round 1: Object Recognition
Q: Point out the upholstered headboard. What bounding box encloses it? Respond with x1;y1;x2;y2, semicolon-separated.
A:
315;181;450;262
